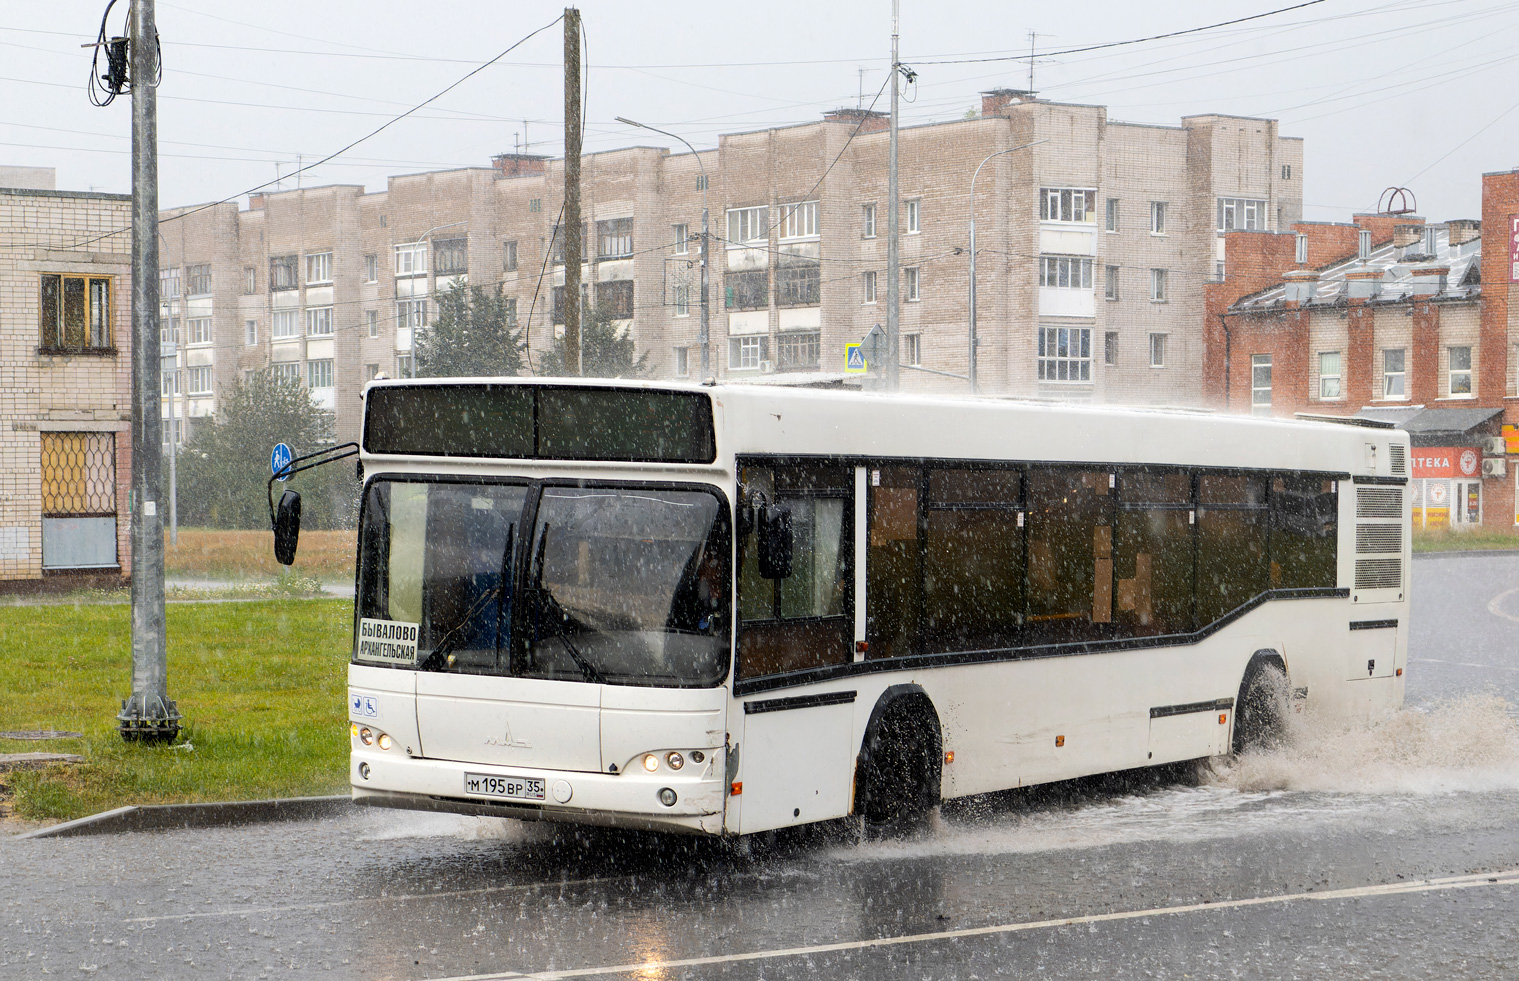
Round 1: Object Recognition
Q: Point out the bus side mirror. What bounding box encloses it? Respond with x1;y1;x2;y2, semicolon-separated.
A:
758;503;793;580
273;490;302;566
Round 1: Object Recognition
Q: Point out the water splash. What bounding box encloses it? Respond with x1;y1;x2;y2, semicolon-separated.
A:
1208;693;1519;796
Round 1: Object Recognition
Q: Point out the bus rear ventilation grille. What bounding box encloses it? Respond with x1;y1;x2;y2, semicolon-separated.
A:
1354;557;1402;591
1355;523;1402;554
1355;487;1403;519
1388;443;1407;477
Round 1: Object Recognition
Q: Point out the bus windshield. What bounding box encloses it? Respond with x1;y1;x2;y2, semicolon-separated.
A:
355;479;731;688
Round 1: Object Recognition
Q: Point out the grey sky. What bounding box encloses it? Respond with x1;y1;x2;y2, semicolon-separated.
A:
3;0;1515;223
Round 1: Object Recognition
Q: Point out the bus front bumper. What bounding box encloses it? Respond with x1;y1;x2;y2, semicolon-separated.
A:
349;749;728;835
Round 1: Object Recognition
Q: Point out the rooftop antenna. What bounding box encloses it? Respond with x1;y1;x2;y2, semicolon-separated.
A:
523;119;530;154
857;66;866;109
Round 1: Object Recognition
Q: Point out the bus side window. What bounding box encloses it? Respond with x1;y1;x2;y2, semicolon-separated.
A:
1270;475;1337;589
923;467;1024;655
866;465;921;659
737;463;853;679
1196;474;1269;625
1024;468;1115;645
1114;469;1195;638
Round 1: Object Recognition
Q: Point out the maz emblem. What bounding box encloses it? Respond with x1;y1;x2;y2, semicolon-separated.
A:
484;716;531;749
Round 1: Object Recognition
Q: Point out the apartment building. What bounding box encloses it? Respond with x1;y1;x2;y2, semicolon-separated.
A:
157;89;1302;442
0;168;133;586
1204;169;1519;529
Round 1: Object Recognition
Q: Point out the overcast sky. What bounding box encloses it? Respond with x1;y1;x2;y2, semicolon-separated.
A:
4;0;1516;223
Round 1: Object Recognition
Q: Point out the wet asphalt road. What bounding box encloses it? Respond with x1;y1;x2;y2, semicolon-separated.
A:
4;553;1518;981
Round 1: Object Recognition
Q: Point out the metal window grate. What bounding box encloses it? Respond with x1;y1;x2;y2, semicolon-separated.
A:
41;432;116;516
1355;558;1402;590
1388;443;1407;476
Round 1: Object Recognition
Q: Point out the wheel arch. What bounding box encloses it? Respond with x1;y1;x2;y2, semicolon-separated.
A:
854;683;943;815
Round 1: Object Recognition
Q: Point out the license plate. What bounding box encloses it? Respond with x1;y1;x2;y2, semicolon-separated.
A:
464;773;545;801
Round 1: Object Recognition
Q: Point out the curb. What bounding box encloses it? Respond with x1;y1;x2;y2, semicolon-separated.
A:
1412;549;1519;561
19;794;352;839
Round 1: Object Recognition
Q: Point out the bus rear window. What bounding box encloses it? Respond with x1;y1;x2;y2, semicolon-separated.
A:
364;384;715;463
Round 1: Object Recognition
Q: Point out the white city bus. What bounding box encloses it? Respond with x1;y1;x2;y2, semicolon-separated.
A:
325;378;1410;837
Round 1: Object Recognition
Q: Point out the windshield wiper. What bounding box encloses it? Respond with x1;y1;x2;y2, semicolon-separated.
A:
421;525;516;672
530;525;606;685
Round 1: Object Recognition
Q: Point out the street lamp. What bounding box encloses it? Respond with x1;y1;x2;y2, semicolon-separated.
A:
615;116;710;379
408;219;469;378
968;140;1045;394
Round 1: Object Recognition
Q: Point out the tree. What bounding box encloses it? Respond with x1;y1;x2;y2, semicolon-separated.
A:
538;299;650;378
415;280;525;378
174;371;356;530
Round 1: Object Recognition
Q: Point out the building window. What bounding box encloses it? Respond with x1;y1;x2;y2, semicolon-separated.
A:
272;310;299;339
777;262;821;306
365;363;381;381
528;198;542;213
1383;348;1405;398
307;359;334;389
1217;198;1266;232
271;362;301;385
1040;188;1096;223
305;252;333;285
1282;164;1292;180
504;297;517;329
695;174;708;192
1149;333;1167;368
596;219;634;259
863;270;878;304
1150;268;1167;302
1150;201;1167;235
1040;255;1093;289
306;307;333;337
673;224;689;255
1105;197;1118;232
502;241;518;272
160;318;179;346
903;332;921;366
780;201;819;240
186;365;213;395
364;254;378;282
244;319;257;346
243;266;256;294
1214;260;1226;282
863;203;877;238
724;269;768;310
160;267;181;298
673;347;690;378
366;310;378;337
674;284;690;318
434;237;468;276
396;354;413;377
1449;346;1473;395
39;274;112;352
1318;351;1342;399
187;263;212;295
905;198;921;234
394;242;427;277
188;318;212;345
551;285;585;324
1104;264;1119;300
726;206;768;248
1104;331;1118;366
728;335;768;371
1295;232;1308;264
599;280;635;319
1251;354;1273;415
777;331;821;370
396;299;428;331
904;266;920;302
550;222;587;265
161;366;179;396
270;255;298;291
1037;325;1092;383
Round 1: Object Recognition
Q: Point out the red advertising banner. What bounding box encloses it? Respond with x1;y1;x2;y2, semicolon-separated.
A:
1412;446;1480;479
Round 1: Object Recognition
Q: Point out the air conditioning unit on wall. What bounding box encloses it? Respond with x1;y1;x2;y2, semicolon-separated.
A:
1483;436;1507;457
1482;457;1507;478
759;360;775;374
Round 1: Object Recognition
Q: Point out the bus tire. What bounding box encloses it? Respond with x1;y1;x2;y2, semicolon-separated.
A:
856;688;942;836
1233;655;1290;754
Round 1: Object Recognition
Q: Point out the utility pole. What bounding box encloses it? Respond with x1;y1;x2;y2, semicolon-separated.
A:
562;7;583;376
885;0;901;390
119;0;179;743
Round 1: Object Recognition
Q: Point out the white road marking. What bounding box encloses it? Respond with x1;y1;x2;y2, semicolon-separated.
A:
1412;657;1519;672
1485;586;1519;624
426;869;1519;981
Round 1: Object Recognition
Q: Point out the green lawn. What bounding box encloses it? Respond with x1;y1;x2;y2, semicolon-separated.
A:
1;598;353;823
1412;528;1519;553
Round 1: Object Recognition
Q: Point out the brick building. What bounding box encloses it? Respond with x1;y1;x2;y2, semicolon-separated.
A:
1206;170;1519;529
157;89;1303;443
0;168;133;585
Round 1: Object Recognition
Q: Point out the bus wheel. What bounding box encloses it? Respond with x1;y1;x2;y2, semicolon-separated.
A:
1233;658;1290;754
857;702;941;837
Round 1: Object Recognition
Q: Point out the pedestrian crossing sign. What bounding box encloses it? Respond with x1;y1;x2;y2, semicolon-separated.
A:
844;343;867;373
